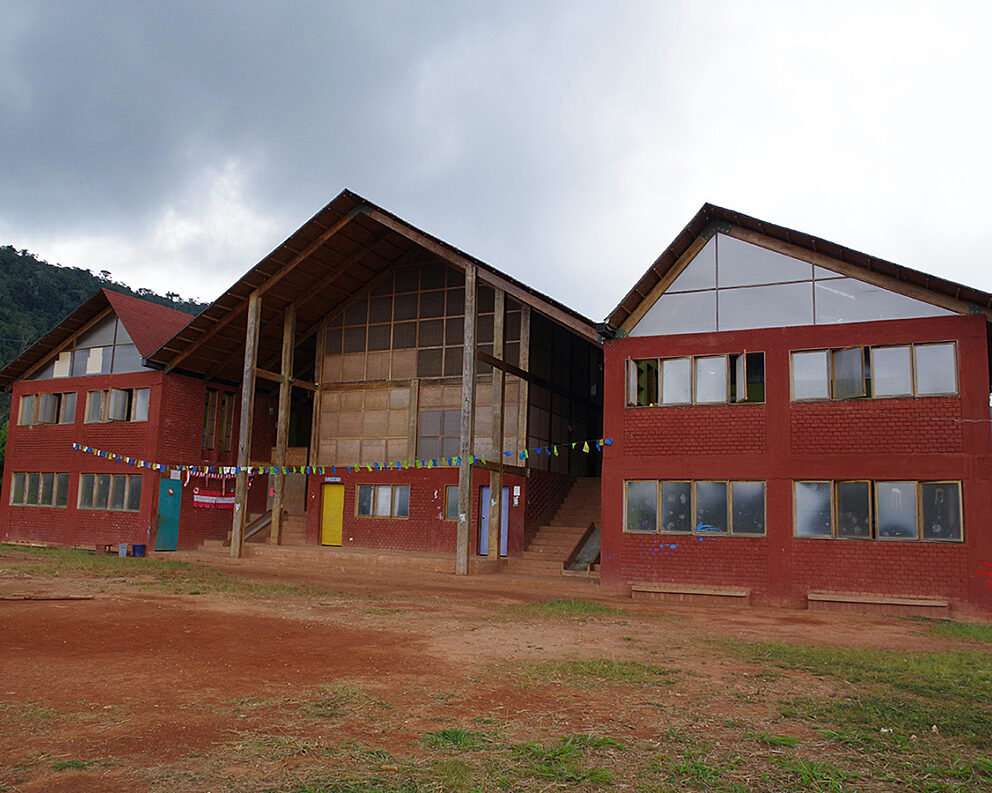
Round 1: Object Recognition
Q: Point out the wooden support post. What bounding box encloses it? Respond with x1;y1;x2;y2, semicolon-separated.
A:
488;288;505;561
231;291;261;558
517;305;531;455
270;304;295;545
308;319;325;468
455;264;477;575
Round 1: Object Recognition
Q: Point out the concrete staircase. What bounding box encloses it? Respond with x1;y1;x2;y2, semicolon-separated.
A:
504;477;601;577
198;511;307;553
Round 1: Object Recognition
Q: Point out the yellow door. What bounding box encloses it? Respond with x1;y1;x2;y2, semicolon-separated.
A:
321;484;344;546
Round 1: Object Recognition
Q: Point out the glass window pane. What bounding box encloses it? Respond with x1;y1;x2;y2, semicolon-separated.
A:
914;343;957;395
132;388;150;421
792;351;829;400
55;474;69;507
669;236;716;292
110;475;127;510
441;410;460;436
716;234;813;287
445;486;459;520
107;389;129;421
374;485;392;517
633;359;659;406
836;481;871;538
794;482;832;536
660;481;691;533
921;483;961;541
695;356;728;403
695;481;727;533
832;347;865;399
625;481;657;533
876;482;918;539
86;391;104;422
440;437;460;458
60;392;76;423
95;474;111;509
111;343;143;373
18;394;35;425
661;358;692;404
718;282;814;331
126;476;142;511
631;290;717;336
76;316;116;347
814;278;953;324
41;473;54;505
393;486;410;518
731;481;765;534
27;473;40;505
71;348;89;377
11;473;26;504
872;346;913;397
357;485;373;516
79;474;94;508
36;393;58;423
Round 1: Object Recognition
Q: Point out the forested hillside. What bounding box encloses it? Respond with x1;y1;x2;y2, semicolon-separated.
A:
0;245;206;472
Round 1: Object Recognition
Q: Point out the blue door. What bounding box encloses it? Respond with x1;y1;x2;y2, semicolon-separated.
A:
155;479;180;551
478;486;509;557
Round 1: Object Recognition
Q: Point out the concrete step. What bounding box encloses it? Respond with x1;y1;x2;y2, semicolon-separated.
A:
522;550;570;562
503;557;563;575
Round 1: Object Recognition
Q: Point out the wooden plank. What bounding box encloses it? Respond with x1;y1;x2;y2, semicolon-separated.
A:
364;208;598;341
474;458;527;476
620;235;708;333
407;379;420;463
455;263;477;575
166;213;358;373
254;367;315;391
631;584;750;598
308;318;325;469
488;288;505;562
270;304;295;546
727;227;987;320
517;305;530;454
19;307;112;381
807;592;948;607
231;291;261;558
319;378;418;392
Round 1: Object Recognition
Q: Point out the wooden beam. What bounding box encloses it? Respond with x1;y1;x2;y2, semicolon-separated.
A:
254;367;316;391
455;262;478;575
620;235;708;334
475;350;529;382
166;212;358;373
726;227;988;321
19;307;112;381
270;304;295;546
517;305;531;454
231;291;261;558
308;318;325;468
488;288;505;562
474;458;527;476
363;207;598;341
407;379;420;465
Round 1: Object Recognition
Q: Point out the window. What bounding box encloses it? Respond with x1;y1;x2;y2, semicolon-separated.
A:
417;408;460;458
793;480;961;541
78;473;142;511
29;316;149;381
791;342;957;401
15;392;76;425
356;484;410;518
624;479;766;536
444;485;459;520
627;352;765;406
8;472;69;507
85;388;150;423
203;389;219;448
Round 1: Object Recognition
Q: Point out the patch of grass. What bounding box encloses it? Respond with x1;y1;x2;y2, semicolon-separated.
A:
773;757;851;792
0;701;59;722
749;731;801;747
52;758;97;771
513;598;629;617
229;731;324;760
285;783;424;793
926;619;992;645
420;728;491;751
512;735;619;785
525;658;678;688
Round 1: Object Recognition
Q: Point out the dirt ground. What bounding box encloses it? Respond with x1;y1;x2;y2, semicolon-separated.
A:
0;549;985;792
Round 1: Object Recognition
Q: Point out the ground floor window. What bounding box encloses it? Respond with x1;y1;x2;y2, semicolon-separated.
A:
9;472;70;508
793;480;962;541
444;485;459;520
78;473;142;512
356;484;410;518
625;479;765;536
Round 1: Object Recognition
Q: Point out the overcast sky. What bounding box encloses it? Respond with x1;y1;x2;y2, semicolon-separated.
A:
2;1;990;320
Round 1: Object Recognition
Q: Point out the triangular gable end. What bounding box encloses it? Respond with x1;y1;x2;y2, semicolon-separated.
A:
628;233;955;337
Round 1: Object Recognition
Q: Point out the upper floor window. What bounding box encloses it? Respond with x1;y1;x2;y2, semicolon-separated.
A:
28;315;147;381
17;392;76;426
627;352;764;407
85;388;150;423
203;388;235;451
791;342;957;401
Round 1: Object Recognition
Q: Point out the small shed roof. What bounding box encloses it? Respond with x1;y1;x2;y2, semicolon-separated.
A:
607;203;992;331
0;289;195;390
147;189;598;384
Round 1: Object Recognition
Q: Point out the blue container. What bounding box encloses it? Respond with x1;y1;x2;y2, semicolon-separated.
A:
132;544;146;558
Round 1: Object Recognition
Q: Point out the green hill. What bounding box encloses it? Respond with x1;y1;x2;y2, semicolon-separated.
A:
0;245;207;473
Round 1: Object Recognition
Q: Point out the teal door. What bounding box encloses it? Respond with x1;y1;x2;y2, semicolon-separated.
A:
155;479;180;551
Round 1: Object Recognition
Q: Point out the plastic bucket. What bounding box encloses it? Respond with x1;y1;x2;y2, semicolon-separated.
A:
118;543;128;557
132;544;146;558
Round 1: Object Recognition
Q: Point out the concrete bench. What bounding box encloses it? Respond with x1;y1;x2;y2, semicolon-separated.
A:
632;583;750;606
807;591;948;616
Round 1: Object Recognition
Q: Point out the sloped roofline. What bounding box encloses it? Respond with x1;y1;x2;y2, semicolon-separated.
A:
0;288;195;390
606;203;992;331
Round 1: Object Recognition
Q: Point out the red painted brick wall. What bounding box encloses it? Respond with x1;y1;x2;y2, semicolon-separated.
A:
601;314;992;614
304;467;528;556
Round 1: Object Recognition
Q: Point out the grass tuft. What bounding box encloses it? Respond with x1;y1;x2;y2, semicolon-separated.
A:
526;658;678;687
514;598;629;617
420;728;491;751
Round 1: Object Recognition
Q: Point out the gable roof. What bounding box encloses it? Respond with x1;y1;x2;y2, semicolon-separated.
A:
0;288;195;390
147;188;598;384
607;203;992;332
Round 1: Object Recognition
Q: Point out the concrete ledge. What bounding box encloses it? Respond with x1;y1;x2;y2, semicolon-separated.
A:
632;583;750;606
807;591;949;616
